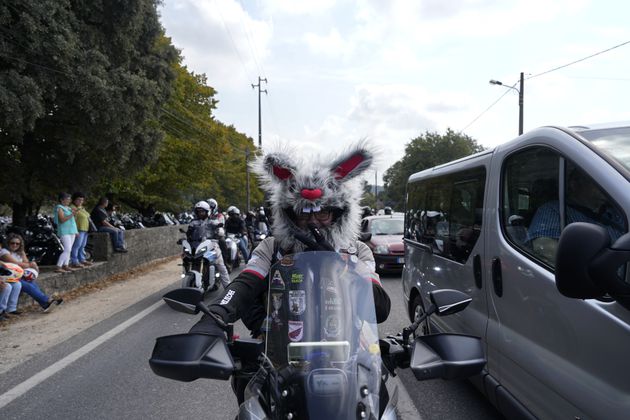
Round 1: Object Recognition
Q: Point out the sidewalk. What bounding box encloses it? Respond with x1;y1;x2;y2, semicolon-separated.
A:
0;257;181;376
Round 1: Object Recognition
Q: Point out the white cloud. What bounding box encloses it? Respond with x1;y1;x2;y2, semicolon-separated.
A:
303;29;351;57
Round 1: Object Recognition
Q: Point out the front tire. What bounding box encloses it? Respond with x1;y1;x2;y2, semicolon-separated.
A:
410;294;431;337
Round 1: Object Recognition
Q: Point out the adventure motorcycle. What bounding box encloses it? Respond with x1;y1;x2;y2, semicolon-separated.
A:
177;225;220;294
150;251;485;419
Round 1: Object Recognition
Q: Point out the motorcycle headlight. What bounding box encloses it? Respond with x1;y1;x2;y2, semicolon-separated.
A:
259;234;266;240
374;245;389;255
196;247;208;256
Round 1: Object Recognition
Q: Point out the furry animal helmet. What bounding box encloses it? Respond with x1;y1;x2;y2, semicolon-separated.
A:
252;141;374;251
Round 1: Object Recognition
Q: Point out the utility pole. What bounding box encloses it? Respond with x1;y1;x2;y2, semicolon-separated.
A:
251;77;267;148
374;170;378;206
245;148;251;212
518;71;524;135
489;72;524;135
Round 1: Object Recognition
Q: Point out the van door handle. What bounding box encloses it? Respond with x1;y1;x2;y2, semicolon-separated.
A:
473;254;482;289
492;257;503;297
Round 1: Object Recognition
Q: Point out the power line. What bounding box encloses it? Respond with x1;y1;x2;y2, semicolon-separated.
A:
527;40;630;80
211;0;255;83
236;0;265;79
459;83;515;133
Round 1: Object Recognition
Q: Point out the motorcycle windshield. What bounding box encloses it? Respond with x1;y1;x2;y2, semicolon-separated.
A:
187;224;211;248
261;251;382;419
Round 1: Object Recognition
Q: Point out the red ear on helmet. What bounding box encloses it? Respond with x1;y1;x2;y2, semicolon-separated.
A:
264;153;295;182
272;165;293;181
331;150;372;181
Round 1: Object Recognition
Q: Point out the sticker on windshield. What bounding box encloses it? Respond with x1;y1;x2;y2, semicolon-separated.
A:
271;270;285;289
289;290;306;316
280;256;294;266
288;320;304;342
324;314;341;338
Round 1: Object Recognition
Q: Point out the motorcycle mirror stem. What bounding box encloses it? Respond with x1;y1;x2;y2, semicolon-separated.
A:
402;303;436;344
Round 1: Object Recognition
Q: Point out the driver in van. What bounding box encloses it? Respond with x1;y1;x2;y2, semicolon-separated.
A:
527;168;625;263
189;142;391;406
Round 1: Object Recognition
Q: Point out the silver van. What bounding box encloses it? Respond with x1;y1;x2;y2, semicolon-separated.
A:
402;122;630;419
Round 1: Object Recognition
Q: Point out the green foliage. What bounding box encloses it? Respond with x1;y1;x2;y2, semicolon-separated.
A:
0;0;177;223
108;57;264;213
383;129;484;209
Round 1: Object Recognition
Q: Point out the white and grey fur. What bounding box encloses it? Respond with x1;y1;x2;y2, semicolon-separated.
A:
251;141;375;251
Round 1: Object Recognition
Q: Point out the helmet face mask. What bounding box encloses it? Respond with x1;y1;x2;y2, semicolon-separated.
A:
252;142;374;250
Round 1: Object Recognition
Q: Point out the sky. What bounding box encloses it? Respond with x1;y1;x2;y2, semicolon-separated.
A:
159;0;630;184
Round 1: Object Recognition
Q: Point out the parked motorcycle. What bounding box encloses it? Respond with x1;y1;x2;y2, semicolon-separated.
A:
150;251;486;419
177;225;220;294
22;215;64;265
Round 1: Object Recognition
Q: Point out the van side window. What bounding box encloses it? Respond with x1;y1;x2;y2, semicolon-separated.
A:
502;147;627;268
405;167;486;263
424;179;451;255
405;182;426;241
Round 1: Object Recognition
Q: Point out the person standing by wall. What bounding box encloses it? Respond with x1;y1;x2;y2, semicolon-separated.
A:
70;192;93;268
54;192;79;273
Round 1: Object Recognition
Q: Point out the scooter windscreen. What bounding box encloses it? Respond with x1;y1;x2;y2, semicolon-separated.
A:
254;251;382;419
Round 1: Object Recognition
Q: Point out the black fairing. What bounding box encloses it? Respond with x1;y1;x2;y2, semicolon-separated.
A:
149;333;234;381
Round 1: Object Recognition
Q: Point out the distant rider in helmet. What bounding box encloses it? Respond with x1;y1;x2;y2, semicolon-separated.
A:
225;206;250;263
206;198;230;266
190;201;230;288
384;206;393;215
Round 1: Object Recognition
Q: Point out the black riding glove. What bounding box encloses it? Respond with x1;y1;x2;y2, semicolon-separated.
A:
189;313;227;339
294;223;335;252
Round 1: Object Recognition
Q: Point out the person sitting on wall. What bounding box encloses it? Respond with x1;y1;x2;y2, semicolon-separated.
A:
90;197;127;253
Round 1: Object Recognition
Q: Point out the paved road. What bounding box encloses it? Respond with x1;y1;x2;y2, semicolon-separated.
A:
0;267;503;419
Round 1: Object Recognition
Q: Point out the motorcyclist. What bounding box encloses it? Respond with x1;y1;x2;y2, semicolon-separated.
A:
256;206;270;236
190;143;391;406
361;205;373;219
225;206;250;263
206;198;230;266
384;206;393;215
189;201;230;288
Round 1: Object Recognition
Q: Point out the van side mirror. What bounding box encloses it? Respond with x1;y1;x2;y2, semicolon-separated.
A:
556;222;630;309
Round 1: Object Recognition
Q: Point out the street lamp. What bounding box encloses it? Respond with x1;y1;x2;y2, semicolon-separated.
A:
489;72;524;135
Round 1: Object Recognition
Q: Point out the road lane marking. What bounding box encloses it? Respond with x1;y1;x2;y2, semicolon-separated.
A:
0;300;163;409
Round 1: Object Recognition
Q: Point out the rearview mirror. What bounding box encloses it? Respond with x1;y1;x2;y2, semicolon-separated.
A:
556;222;630;309
176;238;184;245
179;228;187;233
163;288;204;314
429;289;472;316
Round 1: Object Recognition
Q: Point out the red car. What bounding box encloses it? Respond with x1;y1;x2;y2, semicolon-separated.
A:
360;215;405;273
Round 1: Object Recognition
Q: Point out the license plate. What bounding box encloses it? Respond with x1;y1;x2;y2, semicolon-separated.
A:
397;257;404;264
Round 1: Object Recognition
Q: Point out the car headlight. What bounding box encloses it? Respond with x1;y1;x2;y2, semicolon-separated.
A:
374;245;389;254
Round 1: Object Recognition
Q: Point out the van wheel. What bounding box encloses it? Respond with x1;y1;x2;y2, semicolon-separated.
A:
411;295;430;336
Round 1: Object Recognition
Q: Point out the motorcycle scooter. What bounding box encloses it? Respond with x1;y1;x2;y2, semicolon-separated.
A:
150;251;485;419
177;225;220;294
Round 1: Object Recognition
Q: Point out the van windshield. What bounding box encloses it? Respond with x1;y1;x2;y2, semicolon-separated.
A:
577;126;630;172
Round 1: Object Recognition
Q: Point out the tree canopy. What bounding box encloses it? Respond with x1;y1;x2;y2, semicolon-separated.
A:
383;129;484;209
0;0;177;224
107;56;264;214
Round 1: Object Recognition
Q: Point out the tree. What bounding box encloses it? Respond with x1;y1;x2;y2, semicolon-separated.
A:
0;0;177;224
107;57;264;214
383;129;484;209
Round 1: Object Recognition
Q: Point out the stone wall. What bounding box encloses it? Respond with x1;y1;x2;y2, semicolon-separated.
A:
18;225;185;307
